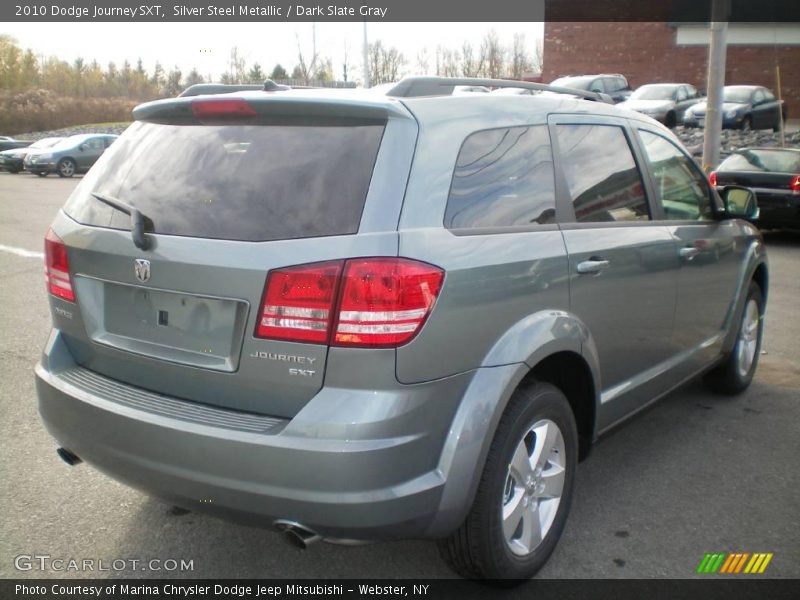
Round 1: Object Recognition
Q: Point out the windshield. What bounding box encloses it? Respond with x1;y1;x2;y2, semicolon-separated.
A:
550;77;590;90
51;137;89;151
723;88;754;104
719;150;800;173
64;118;386;242
630;86;676;101
30;137;63;149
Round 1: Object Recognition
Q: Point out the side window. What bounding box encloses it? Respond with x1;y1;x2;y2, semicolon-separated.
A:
104;137;115;148
590;79;606;93
764;90;775;102
638;130;712;221
687;85;698;99
752;89;764;104
604;77;624;93
84;138;103;150
445;125;556;229
555;124;649;223
676;87;688;101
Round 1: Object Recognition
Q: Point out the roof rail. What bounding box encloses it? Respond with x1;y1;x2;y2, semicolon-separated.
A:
384;77;614;103
178;79;291;98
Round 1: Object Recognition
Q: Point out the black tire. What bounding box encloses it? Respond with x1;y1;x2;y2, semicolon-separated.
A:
57;157;76;178
438;382;578;583
704;281;764;395
665;112;677;129
9;166;21;174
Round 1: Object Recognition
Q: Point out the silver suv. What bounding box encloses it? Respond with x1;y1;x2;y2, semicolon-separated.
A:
35;77;767;581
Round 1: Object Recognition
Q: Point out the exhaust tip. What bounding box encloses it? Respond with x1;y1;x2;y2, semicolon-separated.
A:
56;447;82;466
273;519;322;549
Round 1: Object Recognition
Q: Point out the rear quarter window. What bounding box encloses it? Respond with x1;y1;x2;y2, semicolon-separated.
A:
64;118;385;242
444;125;556;230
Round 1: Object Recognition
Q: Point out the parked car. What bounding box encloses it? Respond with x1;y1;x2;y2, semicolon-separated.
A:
491;87;538;95
36;78;767;582
711;147;800;231
24;134;118;178
0;137;64;173
618;83;702;128
0;136;33;152
549;74;631;103
683;85;786;131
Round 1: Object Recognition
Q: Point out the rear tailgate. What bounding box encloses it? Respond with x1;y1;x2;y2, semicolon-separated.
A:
49;93;417;418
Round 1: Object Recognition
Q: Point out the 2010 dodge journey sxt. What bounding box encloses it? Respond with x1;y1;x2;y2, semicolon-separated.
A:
35;77;767;581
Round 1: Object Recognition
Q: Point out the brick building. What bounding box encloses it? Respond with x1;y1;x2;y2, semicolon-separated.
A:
542;23;800;116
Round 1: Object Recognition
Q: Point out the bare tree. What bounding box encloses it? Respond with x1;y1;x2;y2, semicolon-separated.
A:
368;40;405;85
481;30;505;79
531;38;544;74
460;41;482;77
228;46;246;82
509;33;532;80
415;47;430;75
440;48;461;77
295;33;318;85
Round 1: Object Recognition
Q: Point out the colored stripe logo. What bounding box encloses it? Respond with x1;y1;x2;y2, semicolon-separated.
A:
697;552;773;574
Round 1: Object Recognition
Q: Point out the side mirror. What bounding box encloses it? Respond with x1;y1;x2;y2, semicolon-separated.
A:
721;186;759;220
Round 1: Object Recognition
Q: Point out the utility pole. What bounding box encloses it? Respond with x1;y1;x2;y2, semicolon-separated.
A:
362;20;370;88
701;0;730;173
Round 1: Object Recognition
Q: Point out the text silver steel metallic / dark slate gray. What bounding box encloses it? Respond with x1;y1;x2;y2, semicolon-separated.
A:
35;78;768;582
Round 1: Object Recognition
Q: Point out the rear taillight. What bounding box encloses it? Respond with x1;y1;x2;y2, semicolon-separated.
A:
791;175;800;195
709;171;717;186
333;259;444;347
191;98;256;119
44;228;75;302
255;258;444;348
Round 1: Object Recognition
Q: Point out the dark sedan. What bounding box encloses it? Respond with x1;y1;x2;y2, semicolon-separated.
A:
711;148;800;231
684;85;786;131
0;137;64;173
0;136;32;152
618;83;702;128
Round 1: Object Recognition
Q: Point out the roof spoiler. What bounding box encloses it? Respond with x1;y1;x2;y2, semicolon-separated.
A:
384;76;614;103
178;79;291;97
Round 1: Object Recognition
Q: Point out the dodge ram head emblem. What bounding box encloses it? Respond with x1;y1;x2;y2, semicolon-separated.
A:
134;259;151;283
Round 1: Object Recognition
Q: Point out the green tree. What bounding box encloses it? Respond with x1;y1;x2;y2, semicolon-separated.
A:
270;64;288;80
247;63;265;83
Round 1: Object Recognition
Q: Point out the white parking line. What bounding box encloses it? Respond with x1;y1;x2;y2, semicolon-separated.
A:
0;243;44;259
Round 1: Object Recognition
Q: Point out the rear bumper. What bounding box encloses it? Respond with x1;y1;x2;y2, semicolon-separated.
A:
35;330;481;541
753;190;800;229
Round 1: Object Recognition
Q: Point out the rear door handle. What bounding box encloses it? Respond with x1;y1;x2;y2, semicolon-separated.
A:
576;258;610;274
679;247;701;260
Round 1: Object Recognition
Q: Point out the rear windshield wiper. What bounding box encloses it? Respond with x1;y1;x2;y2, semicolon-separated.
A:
91;192;153;251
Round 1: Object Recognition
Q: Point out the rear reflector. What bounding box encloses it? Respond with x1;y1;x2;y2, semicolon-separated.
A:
791;175;800;195
191;98;257;119
709;171;717;186
255;258;444;348
44;228;75;302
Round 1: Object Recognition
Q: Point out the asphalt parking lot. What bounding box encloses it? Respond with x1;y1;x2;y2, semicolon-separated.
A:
0;173;798;580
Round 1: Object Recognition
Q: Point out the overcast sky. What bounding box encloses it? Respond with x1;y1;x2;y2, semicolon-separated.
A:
4;22;544;82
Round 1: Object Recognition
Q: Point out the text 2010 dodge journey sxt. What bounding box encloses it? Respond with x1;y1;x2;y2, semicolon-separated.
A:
36;77;767;581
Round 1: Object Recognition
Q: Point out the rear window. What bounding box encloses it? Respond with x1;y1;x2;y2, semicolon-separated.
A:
719;150;800;174
64;118;385;242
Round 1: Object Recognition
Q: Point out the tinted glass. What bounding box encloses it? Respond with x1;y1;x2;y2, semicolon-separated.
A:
723;87;754;103
555;124;649;222
64;119;385;242
639;131;712;220
719;149;800;173
631;85;676;100
753;90;765;104
445;125;556;229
